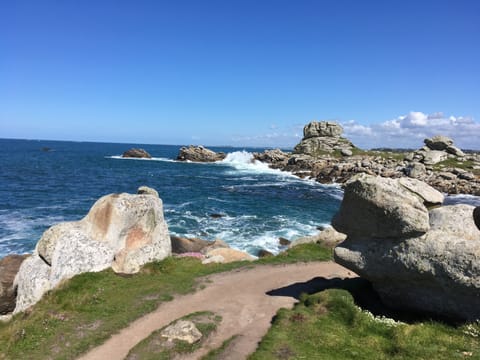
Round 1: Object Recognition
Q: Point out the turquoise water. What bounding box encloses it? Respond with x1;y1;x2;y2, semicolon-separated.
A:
0;139;343;257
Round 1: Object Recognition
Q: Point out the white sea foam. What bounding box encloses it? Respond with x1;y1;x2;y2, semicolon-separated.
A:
444;194;480;206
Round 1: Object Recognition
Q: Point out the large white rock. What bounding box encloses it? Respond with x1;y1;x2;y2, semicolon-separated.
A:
13;187;171;313
332;174;433;238
333;175;480;321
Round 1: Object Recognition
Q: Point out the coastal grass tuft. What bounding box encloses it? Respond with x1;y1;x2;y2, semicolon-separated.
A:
0;243;330;360
250;289;480;360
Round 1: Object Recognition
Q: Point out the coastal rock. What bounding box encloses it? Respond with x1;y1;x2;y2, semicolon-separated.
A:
424;135;453;151
257;249;274;258
13;255;51;314
14;188;171;313
171;236;211;254
202;248;254;264
303;121;343;138
161;320;202;344
289;227;346;248
422;150;448;165
332;174;433;238
137;186;159;197
177;145;226;162
122;148;152;159
0;255;28;314
398;177;444;207
405;162;426;179
254;149;290;165
293;121;355;156
333;174;480;321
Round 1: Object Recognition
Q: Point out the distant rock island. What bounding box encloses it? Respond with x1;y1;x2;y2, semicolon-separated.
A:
122;148;152;158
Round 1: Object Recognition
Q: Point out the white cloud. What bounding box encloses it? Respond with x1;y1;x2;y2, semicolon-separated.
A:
342;111;480;150
228;112;480;150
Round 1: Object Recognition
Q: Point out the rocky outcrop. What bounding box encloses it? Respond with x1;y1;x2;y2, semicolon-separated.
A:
0;255;28;314
293;121;355;156
122;148;152;158
253;125;480;195
289;227;346;248
333;174;480;321
13;186;171;314
253;149;290;168
410;136;465;165
177;145;226;162
201;248;255;264
170;236;228;254
161;320;202;344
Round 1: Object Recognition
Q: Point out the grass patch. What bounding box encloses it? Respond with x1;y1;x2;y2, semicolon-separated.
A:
201;335;239;360
0;243;331;360
433;159;479;174
125;311;221;360
250;289;480;360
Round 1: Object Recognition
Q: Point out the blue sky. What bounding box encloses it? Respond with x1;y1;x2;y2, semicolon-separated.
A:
1;0;480;149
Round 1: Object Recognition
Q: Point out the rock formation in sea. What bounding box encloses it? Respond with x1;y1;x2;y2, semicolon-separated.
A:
177;145;226;162
13;186;171;314
333;173;480;321
252;121;480;195
122;148;152;158
293;121;355;156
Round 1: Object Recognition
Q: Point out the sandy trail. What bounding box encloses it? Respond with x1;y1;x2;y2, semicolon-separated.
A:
78;261;355;360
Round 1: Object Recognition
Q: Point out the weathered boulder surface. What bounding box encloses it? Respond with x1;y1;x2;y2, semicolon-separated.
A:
332;175;442;239
161;320;202;344
170;236;229;254
289;227;346;248
333;174;480;321
202;248;254;264
177;145;226;162
13;187;171;314
293;121;355;156
0;255;28;314
122;148;152;158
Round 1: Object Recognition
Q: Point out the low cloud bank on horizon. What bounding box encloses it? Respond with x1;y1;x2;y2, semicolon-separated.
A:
233;111;480;150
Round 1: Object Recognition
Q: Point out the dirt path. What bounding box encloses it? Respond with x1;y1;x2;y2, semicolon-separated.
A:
78;261;355;360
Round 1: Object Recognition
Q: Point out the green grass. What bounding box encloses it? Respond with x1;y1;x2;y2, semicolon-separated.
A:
250;289;480;360
0;243;331;360
125;311;221;360
201;335;239;360
433;159;480;174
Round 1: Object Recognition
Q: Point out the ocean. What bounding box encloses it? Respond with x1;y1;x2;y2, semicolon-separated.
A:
1;139;478;259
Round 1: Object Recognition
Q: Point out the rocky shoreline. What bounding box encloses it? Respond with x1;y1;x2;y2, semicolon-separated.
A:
178;120;480;195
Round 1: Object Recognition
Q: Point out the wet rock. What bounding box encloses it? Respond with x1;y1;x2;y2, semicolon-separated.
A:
257;249;274;258
122;148;152;158
171;236;211;254
177;145;226;162
278;237;291;246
